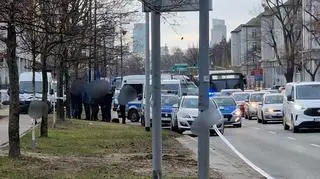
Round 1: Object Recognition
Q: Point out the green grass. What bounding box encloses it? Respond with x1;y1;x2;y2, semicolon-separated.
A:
0;120;222;179
21;120;179;156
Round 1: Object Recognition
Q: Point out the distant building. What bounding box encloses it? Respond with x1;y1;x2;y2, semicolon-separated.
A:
132;23;146;55
210;18;227;46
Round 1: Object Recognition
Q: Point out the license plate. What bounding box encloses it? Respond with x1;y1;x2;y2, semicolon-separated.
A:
276;113;282;116
314;118;320;122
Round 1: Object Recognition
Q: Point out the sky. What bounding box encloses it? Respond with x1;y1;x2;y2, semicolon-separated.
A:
126;0;263;50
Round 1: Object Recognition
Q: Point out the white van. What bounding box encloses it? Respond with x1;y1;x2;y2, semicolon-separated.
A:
283;82;320;132
18;72;55;113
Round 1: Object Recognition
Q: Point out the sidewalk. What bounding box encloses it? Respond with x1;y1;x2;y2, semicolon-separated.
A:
0;107;33;146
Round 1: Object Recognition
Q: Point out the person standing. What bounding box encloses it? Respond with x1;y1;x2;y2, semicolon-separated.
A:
82;88;91;120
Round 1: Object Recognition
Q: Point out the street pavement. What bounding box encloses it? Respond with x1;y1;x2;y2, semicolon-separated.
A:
0;108;33;146
195;119;320;179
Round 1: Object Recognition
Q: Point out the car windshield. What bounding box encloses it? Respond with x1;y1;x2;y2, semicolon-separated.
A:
233;93;250;101
296;84;320;100
181;82;198;95
161;84;179;95
265;95;283;104
250;93;265;102
213;98;236;106
161;95;180;106
181;98;198;108
19;81;42;93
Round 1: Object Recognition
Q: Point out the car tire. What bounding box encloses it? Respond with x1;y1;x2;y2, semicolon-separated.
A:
257;113;262;123
291;117;299;133
283;119;289;130
140;115;145;127
171;118;178;131
249;116;253;120
128;109;140;122
234;123;242;128
262;112;267;124
177;129;184;134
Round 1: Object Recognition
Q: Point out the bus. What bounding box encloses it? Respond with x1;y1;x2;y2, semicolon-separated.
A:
209;71;246;93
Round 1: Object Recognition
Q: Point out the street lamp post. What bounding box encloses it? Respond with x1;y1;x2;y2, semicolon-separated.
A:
120;29;127;78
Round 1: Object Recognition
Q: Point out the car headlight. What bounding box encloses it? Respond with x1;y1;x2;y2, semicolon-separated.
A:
264;108;273;113
232;109;241;116
294;104;305;110
250;103;257;108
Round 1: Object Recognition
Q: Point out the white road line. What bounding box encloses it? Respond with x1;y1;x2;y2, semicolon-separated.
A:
268;131;276;134
287;137;296;140
310;144;320;148
253;127;261;130
212;125;275;179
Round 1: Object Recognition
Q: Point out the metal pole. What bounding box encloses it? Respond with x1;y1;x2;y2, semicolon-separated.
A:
120;14;124;79
144;12;151;131
198;0;210;178
151;2;162;178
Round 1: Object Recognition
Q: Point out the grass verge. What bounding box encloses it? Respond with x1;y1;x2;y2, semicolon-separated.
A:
0;119;222;178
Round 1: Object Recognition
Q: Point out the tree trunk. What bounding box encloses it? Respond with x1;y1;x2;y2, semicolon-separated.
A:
41;53;48;137
6;8;20;158
65;70;71;118
311;74;316;81
57;59;65;121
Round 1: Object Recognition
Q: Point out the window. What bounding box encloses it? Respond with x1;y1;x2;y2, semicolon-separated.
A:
252;29;257;38
181;98;198;108
213;98;236;106
265;95;283;104
296;84;320;100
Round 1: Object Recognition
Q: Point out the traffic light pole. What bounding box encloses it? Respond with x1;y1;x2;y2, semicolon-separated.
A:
198;0;210;178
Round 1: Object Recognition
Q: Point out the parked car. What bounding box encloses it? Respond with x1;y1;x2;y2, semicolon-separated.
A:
245;91;270;120
257;93;284;124
211;96;242;127
141;93;180;129
283;82;320;133
220;89;242;96
171;96;224;136
232;92;251;117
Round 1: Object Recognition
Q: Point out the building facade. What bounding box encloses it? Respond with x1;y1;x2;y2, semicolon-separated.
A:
210;18;227;46
132;23;146;55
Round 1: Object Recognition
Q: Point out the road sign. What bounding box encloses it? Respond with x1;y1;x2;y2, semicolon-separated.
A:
172;63;188;72
142;0;213;12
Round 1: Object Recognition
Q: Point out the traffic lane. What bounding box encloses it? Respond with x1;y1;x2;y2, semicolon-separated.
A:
243;119;320;148
211;120;320;179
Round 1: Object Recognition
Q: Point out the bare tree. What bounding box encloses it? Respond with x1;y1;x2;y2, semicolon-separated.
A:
302;0;320;81
263;0;303;82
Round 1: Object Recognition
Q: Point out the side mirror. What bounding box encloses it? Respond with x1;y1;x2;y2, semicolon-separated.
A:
287;95;293;101
7;89;10;96
245;99;249;103
50;89;54;95
137;94;143;101
182;92;187;96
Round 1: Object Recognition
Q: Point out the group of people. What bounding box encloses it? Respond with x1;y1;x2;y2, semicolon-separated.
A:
70;77;114;122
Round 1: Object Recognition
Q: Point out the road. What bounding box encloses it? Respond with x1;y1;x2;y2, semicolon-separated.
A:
207;119;320;179
0;114;33;146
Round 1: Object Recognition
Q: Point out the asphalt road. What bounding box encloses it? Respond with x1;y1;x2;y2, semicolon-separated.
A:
208;119;320;179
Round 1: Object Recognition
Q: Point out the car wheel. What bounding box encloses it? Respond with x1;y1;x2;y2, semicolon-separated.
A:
234;123;242;128
283;118;289;130
257;113;262;123
177;129;184;134
262;112;267;124
128;109;140;122
171;118;178;131
220;123;225;134
291;117;299;133
249;116;253;120
141;115;145;127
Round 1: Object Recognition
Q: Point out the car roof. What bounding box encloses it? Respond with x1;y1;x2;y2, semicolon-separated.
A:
250;91;270;94
264;93;283;97
286;82;320;86
233;92;250;95
211;95;234;99
221;89;242;91
182;95;198;99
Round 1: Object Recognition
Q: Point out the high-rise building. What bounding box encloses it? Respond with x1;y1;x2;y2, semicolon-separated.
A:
210;18;227;46
132;23;146;55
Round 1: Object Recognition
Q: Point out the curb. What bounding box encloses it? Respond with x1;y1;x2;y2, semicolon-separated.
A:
0;123;39;150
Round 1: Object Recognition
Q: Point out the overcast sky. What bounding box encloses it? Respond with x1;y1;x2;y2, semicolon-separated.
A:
128;0;263;50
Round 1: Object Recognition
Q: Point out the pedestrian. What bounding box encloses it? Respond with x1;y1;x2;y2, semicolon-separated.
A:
82;89;91;120
70;93;77;118
91;99;99;121
119;104;126;124
74;93;83;119
105;92;113;122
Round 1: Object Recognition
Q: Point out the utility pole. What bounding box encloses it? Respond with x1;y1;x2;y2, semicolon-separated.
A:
144;12;151;131
151;0;162;178
88;0;92;82
198;0;210;178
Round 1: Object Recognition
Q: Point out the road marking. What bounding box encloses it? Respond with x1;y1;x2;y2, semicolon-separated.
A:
287;137;296;140
212;125;275;179
253;127;261;130
310;144;320;148
268;131;276;134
